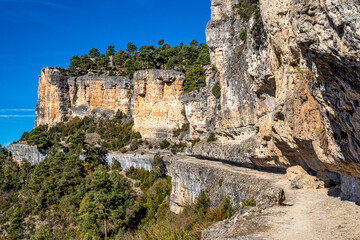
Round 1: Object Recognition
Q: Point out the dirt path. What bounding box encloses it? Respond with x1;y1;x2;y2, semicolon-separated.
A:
258;178;360;240
189;156;360;240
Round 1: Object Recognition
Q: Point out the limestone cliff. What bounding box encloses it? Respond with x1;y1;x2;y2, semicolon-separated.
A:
7;143;47;165
32;0;360;204
132;70;186;139
167;155;285;214
35;67;131;126
182;0;360;202
35;67;70;126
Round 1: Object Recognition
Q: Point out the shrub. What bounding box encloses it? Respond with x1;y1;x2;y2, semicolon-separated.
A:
220;196;234;219
170;142;187;154
130;142;139;151
173;123;190;137
191;137;200;147
207;132;217;142
159;139;170;149
195;190;210;219
112;160;121;170
233;0;263;48
134;132;142;139
241;196;256;207
218;177;224;187
212;81;221;99
240;29;247;41
151;153;167;178
234;0;260;22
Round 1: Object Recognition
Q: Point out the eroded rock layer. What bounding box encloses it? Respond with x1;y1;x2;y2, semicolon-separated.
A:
7;143;47;165
190;0;360;186
32;0;360;204
35;67;131;126
132;70;186;139
166;156;285;214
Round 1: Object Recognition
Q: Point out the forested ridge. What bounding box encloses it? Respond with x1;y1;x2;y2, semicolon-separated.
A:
0;115;234;239
62;40;211;93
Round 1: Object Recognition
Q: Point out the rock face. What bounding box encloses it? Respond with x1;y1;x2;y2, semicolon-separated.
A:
7;143;47;165
182;0;360;201
166;156;285;214
132;70;186;139
32;0;360;205
105;152;154;170
285;166;324;189
35;67;70;126
67;75;131;119
35;67;131;126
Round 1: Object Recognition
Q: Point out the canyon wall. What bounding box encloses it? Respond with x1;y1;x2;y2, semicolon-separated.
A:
32;0;360;204
35;67;131;126
35;68;186;140
105;151;154;170
167;155;285;214
132;70;186;139
185;0;360;186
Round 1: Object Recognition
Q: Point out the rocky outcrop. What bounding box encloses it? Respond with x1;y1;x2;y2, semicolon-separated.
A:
35;67;70;126
35;68;187;140
166;155;285;214
7;143;47;165
32;0;360;205
68;75;131;119
132;70;186;139
35;67;131;126
181;0;360;202
105;151;154;170
285;166;324;189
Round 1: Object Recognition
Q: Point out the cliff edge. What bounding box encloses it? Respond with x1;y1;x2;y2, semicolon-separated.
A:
32;0;360;203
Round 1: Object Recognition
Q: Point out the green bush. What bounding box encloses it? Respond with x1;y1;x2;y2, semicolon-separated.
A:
240;29;247;41
134;132;142;139
234;0;260;22
151;153;167;178
241;196;256;207
159;139;170;149
173;123;190;137
218;176;224;187
195;190;210;219
220;196;234;219
191;137;200;147
212;81;221;99
207;132;217;142
170;142;187;154
233;0;263;48
130;142;139;151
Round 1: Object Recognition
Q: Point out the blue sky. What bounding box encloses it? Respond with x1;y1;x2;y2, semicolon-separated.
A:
0;0;211;146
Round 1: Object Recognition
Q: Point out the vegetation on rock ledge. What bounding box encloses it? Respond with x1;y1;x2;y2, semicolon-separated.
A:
64;40;211;93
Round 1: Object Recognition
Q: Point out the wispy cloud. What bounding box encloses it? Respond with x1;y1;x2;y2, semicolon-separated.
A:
0;109;34;112
0;0;73;11
0;115;36;118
